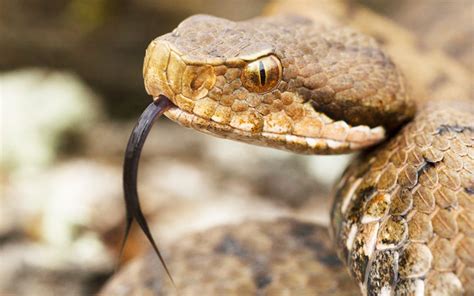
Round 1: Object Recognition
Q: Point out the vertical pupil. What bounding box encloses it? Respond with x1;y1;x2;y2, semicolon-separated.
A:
258;61;266;86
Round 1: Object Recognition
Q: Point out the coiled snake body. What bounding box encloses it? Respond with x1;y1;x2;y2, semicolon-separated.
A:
109;10;473;296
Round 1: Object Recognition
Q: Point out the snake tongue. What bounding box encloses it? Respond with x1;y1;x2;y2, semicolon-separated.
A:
119;95;175;286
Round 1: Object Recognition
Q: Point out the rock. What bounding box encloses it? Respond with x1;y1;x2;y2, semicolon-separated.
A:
1;68;102;173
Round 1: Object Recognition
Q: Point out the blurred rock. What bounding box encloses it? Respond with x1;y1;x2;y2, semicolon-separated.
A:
192;132;350;207
0;199;18;240
1;68;102;173
3;159;121;243
83;119;206;162
0;241;111;295
1;159;118;294
386;0;474;71
306;154;353;185
251;156;321;207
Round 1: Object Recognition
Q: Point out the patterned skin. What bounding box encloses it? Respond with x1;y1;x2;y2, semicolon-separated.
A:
332;100;474;295
106;11;473;296
103;219;359;295
143;15;415;154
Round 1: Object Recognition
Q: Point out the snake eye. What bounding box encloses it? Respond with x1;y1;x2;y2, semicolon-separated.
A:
241;55;282;93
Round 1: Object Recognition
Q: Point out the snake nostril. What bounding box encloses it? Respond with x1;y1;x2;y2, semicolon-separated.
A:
182;65;216;99
191;73;207;90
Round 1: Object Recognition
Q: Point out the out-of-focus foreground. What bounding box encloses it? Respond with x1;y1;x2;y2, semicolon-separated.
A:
1;0;472;295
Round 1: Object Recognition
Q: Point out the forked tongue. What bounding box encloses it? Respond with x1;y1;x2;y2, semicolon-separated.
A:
119;95;175;286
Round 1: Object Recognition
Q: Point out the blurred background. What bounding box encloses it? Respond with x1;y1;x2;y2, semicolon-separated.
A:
1;0;472;294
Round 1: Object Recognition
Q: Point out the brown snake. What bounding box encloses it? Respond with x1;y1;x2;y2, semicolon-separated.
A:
111;8;473;296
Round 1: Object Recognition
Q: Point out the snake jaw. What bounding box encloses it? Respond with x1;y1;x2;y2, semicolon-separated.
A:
164;105;386;154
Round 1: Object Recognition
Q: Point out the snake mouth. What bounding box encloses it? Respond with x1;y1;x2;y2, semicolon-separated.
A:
164;103;385;154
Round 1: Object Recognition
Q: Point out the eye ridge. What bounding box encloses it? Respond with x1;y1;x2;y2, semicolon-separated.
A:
258;60;266;86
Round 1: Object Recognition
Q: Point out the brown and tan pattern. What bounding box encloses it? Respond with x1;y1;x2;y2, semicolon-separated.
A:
102;219;358;295
392;0;474;72
144;14;415;154
331;100;474;295
265;0;473;106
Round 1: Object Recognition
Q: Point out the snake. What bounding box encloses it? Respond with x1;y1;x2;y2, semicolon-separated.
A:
107;4;474;296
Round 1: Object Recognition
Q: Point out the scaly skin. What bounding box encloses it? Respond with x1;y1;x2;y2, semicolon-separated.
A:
105;10;473;296
104;219;359;295
265;0;472;106
143;15;415;154
332;100;474;295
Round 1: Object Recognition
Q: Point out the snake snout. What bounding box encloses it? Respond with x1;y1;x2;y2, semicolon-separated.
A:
143;40;171;97
143;40;216;108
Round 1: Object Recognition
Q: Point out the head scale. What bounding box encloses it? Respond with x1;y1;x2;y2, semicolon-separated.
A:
143;14;415;154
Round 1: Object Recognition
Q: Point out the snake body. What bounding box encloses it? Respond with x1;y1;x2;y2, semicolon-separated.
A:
109;9;473;296
332;100;474;295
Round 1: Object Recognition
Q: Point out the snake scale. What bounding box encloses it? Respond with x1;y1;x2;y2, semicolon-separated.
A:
104;2;474;295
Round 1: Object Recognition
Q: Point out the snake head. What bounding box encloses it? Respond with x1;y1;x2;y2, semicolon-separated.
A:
143;14;416;154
